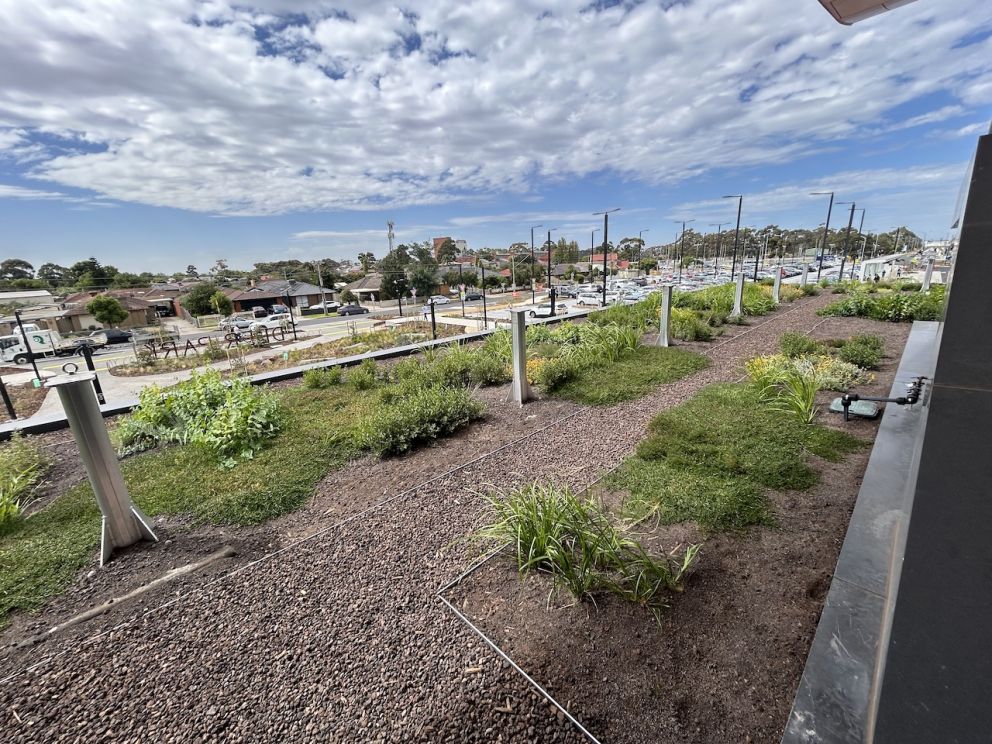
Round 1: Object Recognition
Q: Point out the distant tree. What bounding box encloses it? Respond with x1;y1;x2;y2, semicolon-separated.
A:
0;259;34;282
210;290;233;316
86;295;129;327
213;259;229;274
357;252;377;273
409;241;435;265
180;282;222;316
437;238;458;263
339;289;358;304
408;264;438;298
185;264;198;277
377;250;410;300
111;272;152;288
5;278;48;289
640;258;658;273
36;263;72;287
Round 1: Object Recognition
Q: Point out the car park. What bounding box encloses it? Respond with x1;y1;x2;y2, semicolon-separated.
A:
337;304;370;316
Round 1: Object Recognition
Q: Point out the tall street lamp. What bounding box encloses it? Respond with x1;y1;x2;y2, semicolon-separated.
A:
723;195;743;281
710;223;726;274
673;219;695;285
836;202;858;280
546;227;558;315
590;228;600;263
529;224;542;303
638;229;650;275
593;208;621;306
811;191;835;282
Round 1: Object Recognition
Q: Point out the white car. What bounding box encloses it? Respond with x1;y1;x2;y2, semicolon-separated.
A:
528;302;567;318
249;314;289;332
576;292;603;306
429;295;451;305
310;301;341;312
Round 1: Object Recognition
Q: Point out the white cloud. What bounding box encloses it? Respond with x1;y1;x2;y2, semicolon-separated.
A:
0;0;989;215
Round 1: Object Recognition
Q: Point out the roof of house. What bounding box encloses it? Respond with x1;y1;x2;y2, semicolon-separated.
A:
255;279;324;297
343;273;383;293
590;253;620;263
221;286;282;302
62;295;153;317
0;289;54;303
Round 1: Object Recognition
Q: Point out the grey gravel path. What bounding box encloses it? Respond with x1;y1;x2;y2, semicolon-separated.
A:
0;294;836;743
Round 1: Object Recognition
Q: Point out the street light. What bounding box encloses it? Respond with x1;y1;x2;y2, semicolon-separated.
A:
810;191;835;282
593;208;621;306
673;219;695;285
722;195;743;281
529;224;543;303
546;227;558;316
709;223;727;274
638;229;650;275
836;202;859;280
590;228;600;262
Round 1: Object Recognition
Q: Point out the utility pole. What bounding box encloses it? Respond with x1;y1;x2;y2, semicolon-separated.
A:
710;223;726;274
723;195;743;281
314;259;329;311
529;224;542;303
836;202;857;280
594;209;621;306
674;219;695;285
546;228;558;315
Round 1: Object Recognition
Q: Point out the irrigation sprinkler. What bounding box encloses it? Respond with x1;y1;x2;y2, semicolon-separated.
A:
46;367;157;565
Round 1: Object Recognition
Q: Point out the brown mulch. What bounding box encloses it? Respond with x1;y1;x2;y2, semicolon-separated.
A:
0;383;47;423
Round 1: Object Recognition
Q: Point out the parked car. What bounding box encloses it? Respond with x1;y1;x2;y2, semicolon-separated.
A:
248;314;289;332
463;292;483;301
528;303;567;318
270;304;290;315
429;295;451;305
220;315;253;332
310;301;341;312
576;292;603;306
90;328;133;345
555;286;578;298
251;305;267;318
337;304;370;316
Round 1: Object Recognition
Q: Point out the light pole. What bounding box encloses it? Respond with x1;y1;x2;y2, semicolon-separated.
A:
710;223;726;274
637;229;650;275
811;191;835;282
546;228;558;315
593;208;621;306
529;224;542;303
590;228;600;263
723;195;743;281
673;219;695;285
836;202;857;281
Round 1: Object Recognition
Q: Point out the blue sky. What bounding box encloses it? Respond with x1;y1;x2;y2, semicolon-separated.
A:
1;0;990;274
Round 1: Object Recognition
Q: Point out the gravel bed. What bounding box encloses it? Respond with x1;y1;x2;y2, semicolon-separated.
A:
1;293;867;743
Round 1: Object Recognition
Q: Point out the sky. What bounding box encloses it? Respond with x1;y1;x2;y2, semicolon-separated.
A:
0;0;990;274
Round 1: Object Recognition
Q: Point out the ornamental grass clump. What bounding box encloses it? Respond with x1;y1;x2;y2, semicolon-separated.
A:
302;367;342;389
479;483;699;609
115;369;283;467
0;435;49;527
356;385;483;456
819;285;945;322
669;308;714;341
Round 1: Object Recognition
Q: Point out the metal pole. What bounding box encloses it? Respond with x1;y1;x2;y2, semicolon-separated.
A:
315;259;328;311
816;192;835;282
726;195;743;282
78;344;106;404
678;221;686;285
459;264;466;317
602;218;609;305
46;371;157;565
731;272;745;318
13;310;42;382
285;293;298;341
530;225;542;304
0;374;15;419
509;309;530;406
481;264;489;330
839;202;856;281
429;301;437;340
657;285;672;348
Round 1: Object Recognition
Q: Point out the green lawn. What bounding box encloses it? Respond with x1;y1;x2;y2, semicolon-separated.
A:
607;384;864;532
551;346;709;405
0;382;473;627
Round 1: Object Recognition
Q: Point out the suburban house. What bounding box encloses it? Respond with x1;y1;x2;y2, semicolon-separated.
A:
0;293;157;335
342;273;383;302
217;279;327;314
0;289;55;309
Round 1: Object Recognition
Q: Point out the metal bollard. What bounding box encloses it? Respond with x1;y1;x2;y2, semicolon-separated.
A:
800;263;808;287
922;258;935;292
731;273;745;318
509;309;531;405
46;369;157;565
772;267;782;304
657;284;673;348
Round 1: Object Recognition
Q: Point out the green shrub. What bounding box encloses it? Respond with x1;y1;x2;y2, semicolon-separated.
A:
838;335;884;369
0;435;49;527
745;353;871;392
669;308;714;341
348;358;379;390
898;281;923;291
479;483;698;608
800;285;821;296
303;367;342;389
115;369;283;467
819;285;945;322
356;385;484;456
535;355;580;391
779;332;822;358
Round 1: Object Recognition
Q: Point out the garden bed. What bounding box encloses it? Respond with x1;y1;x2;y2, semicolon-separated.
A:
447;317;910;744
0;383;47;422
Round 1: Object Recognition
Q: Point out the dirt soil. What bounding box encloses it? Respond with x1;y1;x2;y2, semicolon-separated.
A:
447;317;910;744
0;383;47;422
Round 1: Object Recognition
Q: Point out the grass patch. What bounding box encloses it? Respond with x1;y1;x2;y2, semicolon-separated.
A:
550;346;709;405
0;377;484;627
607;384;863;532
